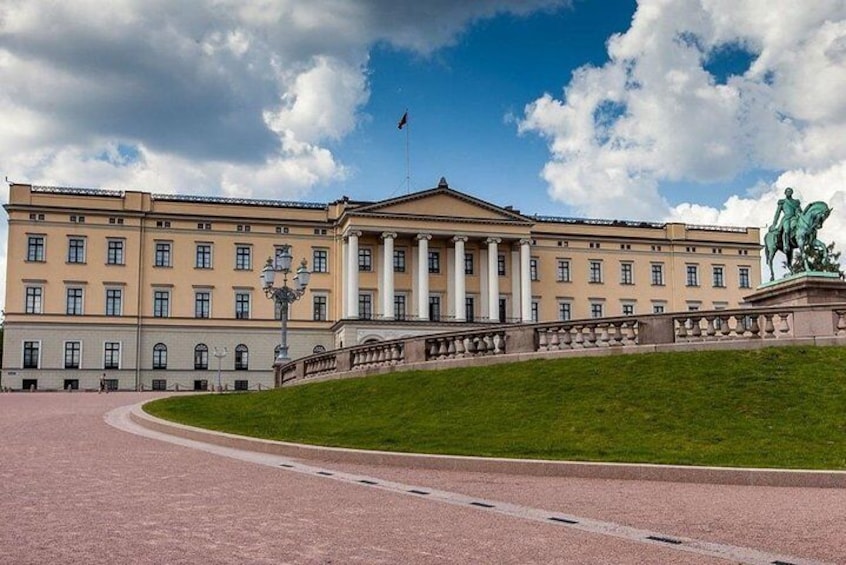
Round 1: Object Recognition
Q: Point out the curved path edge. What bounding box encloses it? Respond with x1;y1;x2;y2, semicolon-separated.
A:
131;401;845;489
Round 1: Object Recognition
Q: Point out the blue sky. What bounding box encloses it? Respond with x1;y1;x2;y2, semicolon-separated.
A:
1;0;846;306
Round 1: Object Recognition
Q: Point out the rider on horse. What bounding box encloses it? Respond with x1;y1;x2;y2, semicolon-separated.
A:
769;187;801;250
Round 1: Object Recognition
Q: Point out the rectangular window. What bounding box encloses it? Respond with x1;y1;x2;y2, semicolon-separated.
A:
589;261;603;283
620;263;633;285
394;295;407;320
464;252;474;275
25;286;43;314
107;239;125;265
312;249;328;273
152;379;167;391
66;288;83;315
497;254;506;276
67;237;86;263
358;294;372;320
429;295;441;322
739;267;751;289
653;303;666;314
557;259;571;282
530;258;539;281
686;265;699;287
393;249;406;273
154;242;171;267
106;289;123;316
195;244;212;269
235;245;252;270
23;341;40;368
104;342;120;369
234;380;249;391
235;293;250;319
27;235;45;262
558;302;571;321
622;303;635;316
590;302;604;319
428;250;440;274
651;263;664;286
358;248;372;272
313;295;327;321
465;296;475;322
64;341;81;369
712;266;725;288
153;290;170;317
194;291;211;318
531;301;539;322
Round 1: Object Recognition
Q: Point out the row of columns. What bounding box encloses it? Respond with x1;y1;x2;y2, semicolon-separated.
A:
343;231;533;323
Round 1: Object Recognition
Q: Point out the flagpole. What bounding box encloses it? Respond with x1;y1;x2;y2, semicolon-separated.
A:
405;109;410;193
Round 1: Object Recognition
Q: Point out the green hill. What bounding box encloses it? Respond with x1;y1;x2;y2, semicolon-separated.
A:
145;346;846;469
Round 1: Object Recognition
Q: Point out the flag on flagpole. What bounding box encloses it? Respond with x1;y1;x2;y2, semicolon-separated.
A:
397;111;408;130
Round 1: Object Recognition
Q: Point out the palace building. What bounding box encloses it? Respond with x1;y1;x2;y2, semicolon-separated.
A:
2;178;761;391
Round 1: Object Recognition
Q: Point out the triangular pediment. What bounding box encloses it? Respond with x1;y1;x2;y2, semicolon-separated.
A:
347;182;532;224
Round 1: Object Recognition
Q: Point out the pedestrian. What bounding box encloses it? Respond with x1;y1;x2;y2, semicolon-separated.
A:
99;374;105;394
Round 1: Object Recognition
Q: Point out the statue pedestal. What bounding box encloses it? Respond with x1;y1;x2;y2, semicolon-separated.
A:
744;272;846;307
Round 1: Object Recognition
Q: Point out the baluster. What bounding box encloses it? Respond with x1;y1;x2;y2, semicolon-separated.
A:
763;314;776;339
447;338;457;358
609;322;623;346
454;337;466;358
428;341;438;360
559;327;572;349
777;313;791;337
493;333;504;354
704;316;716;339
437;339;448;358
718;315;731;338
538;329;549;351
749;315;761;338
676;318;688;341
585;324;597;347
464;337;475;356
573;326;585;348
598;323;610;347
483;334;494;354
548;328;560;350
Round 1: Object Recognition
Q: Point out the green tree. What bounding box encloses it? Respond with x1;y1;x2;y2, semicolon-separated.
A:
784;241;844;278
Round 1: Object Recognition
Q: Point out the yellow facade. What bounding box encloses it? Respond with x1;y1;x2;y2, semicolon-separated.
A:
2;180;761;390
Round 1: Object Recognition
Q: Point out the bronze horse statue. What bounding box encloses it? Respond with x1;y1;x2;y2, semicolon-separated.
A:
764;200;831;281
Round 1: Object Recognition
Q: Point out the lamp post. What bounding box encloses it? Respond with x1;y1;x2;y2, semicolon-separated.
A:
213;347;227;392
261;245;310;364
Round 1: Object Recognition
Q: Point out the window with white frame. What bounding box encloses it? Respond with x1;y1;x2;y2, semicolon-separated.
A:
589;261;603;283
712;265;725;288
235;245;252;270
312;248;328;273
107;239;125;265
105;288;122;316
194;344;209;370
394;249;406;272
67;237;86;264
464;252;474;275
358;248;372;272
358;293;372;319
104;342;120;369
651;263;664;286
530;258;539;281
558;301;572;321
557;259;571;282
686;264;699;286
590;302;604;318
652;302;666;314
152;343;167;370
620;262;633;285
25;286;43;314
235;344;249;370
153;290;170;317
23;341;40;368
235;292;250;319
465;296;475;322
195;243;212;269
313;295;328;321
739;266;751;289
429;295;441;321
27;235;45;262
154;241;172;267
428;250;440;273
622;303;635;316
194;291;211;318
64;341;81;369
66;287;83;315
394;294;407;320
531;300;540;322
497;254;506;276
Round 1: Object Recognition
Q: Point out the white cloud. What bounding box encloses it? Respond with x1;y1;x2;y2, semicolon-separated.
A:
520;0;846;263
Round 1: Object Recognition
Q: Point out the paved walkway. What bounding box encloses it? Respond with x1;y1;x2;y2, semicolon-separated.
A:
1;393;843;564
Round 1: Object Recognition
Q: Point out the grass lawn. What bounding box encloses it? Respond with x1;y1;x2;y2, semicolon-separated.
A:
144;346;846;469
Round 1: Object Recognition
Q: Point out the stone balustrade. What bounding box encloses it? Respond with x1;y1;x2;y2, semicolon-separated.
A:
275;302;846;387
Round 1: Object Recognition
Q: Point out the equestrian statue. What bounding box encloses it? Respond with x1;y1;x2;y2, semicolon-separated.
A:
764;187;832;282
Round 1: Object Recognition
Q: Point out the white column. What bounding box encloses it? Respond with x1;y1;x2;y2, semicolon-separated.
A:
486;237;501;322
381;232;397;320
520;238;532;322
340;238;347;319
453;236;467;321
346;231;361;318
416;234;431;320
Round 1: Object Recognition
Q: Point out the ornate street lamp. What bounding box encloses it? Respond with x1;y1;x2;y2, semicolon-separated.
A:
213;346;227;392
261;245;310;364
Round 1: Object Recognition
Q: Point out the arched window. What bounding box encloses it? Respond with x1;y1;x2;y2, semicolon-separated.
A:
153;343;167;370
235;344;249;370
312;345;326;354
194;344;209;370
